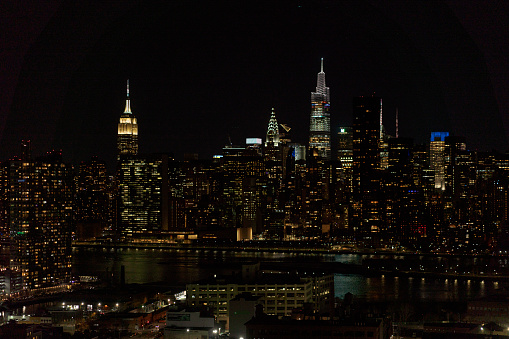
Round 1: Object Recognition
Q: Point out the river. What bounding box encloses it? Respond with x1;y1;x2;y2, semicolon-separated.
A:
72;247;502;302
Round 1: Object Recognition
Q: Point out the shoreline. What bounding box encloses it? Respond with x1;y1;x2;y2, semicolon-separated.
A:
73;241;509;281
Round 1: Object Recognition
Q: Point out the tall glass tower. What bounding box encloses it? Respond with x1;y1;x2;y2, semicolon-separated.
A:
309;58;331;160
117;80;138;159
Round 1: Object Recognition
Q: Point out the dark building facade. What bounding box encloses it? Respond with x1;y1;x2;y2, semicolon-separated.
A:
352;96;382;238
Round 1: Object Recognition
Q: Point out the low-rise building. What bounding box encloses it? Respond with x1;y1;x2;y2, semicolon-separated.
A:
245;314;390;339
229;293;261;339
164;308;216;339
465;294;509;324
186;264;334;329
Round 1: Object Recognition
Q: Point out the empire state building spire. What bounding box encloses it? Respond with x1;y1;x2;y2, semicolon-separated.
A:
117;80;138;159
309;58;331;160
124;80;132;113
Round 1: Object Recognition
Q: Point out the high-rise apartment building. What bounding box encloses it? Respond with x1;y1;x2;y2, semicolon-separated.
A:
117;80;138;159
1;144;72;295
309;59;331;160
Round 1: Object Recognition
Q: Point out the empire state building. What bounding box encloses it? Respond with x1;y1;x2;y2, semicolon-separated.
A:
309;58;331;160
117;80;138;159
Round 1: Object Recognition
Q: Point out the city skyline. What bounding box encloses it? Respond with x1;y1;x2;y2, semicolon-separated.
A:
1;1;509;170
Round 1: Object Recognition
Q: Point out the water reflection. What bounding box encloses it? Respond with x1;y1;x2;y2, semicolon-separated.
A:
73;248;499;301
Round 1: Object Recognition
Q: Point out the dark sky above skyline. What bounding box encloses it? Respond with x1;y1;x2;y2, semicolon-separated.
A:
2;0;509;170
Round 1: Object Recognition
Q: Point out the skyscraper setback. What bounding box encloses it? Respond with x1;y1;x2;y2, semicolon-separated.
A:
309;58;331;161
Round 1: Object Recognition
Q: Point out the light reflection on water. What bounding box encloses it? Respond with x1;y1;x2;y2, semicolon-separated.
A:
73;248;499;301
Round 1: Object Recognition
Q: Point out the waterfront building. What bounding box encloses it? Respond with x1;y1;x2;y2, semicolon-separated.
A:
0;144;72;296
309;58;331;161
117;80;138;159
117;154;170;236
186;264;334;330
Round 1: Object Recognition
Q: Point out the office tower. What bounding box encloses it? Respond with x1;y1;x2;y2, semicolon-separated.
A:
337;127;353;166
303;150;330;238
332;127;353;231
309;58;331;160
117;154;170;236
221;147;265;236
386;138;427;245
175;158;219;230
263;109;285;237
75;157;116;240
279;124;291;145
352;96;382;236
429;132;449;191
336;126;353;190
117;80;138;159
265;108;281;162
1;145;72;295
444;136;475;225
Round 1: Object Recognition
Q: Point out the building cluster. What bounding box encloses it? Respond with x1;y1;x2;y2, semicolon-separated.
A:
1;60;509;299
107;61;509;254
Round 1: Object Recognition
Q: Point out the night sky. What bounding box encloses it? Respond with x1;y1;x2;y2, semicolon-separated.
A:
2;1;509;170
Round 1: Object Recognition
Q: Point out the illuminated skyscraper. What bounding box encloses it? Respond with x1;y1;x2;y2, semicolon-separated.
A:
265;108;280;147
430;132;449;191
309;58;331;160
117;80;138;159
117;154;170;236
